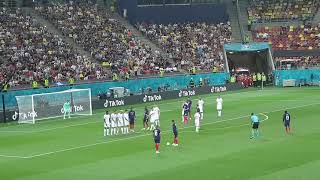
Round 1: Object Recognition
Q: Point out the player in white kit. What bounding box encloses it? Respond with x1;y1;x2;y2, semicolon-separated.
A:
153;105;160;127
216;95;223;117
123;110;130;134
194;109;201;133
117;111;124;134
110;111;117;135
197;98;204;120
103;111;111;136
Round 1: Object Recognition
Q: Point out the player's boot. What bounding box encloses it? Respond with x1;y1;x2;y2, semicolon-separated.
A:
156;151;160;154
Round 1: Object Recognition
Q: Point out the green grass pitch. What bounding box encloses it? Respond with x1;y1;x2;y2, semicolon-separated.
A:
1;87;320;180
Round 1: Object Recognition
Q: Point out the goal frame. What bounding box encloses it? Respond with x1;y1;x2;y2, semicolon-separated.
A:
16;88;92;124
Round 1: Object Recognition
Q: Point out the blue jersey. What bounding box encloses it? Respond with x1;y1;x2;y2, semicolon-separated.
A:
172;123;178;135
251;115;259;123
182;103;189;111
283;113;290;123
187;100;192;108
144;109;149;121
154;128;161;141
129;110;135;121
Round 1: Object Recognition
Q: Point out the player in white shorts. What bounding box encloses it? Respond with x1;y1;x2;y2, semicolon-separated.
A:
110;111;117;135
216;95;223;117
117;111;124;134
153;105;160;127
103;111;111;136
194;109;201;133
197;97;204;120
123;110;130;134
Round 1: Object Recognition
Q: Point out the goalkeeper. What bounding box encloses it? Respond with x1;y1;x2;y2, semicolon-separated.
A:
63;100;71;119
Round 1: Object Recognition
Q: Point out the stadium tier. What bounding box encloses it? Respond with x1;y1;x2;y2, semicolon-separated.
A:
35;1;172;76
253;25;320;50
248;0;319;23
136;22;232;72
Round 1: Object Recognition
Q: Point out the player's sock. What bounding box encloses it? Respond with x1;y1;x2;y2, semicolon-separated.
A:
251;130;255;138
107;129;110;136
256;130;259;137
104;129;106;136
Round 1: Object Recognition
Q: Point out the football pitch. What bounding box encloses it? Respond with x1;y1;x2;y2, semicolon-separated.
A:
1;87;320;180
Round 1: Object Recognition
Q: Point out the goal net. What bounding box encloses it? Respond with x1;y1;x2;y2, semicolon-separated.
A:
15;88;92;124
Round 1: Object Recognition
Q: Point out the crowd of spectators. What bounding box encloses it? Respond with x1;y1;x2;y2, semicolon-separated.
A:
35;1;173;77
252;24;320;50
274;56;320;70
248;0;319;23
136;22;232;72
0;7;100;87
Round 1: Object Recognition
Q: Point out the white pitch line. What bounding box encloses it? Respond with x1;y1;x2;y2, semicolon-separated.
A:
181;113;269;133
0;101;318;159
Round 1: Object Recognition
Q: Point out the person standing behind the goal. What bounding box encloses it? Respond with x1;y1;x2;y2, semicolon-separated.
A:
63;100;71;119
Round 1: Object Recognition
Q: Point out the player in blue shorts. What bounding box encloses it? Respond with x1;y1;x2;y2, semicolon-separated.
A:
153;125;161;154
283;110;291;134
172;120;179;146
187;97;192;120
250;113;260;139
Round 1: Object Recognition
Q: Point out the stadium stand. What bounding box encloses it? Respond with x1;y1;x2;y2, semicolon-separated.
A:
274;56;320;70
136;22;232;72
35;1;174;76
248;0;319;23
0;8;99;87
252;24;320;50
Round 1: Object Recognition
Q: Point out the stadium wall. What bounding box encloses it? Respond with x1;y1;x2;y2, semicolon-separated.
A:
0;73;228;110
274;69;320;86
118;0;229;24
0;83;242;123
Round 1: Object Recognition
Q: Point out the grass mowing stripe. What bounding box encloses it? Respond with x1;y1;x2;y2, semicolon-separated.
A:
0;101;316;159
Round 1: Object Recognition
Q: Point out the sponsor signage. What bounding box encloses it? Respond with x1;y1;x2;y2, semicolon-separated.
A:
1;83;242;122
94;83;242;109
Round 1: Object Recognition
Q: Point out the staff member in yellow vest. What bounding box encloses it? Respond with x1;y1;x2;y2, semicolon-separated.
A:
160;69;164;77
252;73;257;87
125;72;130;81
192;67;196;75
69;77;75;86
2;83;8;92
212;66;218;73
257;73;262;87
44;79;49;88
230;75;236;83
32;80;38;89
112;72;118;81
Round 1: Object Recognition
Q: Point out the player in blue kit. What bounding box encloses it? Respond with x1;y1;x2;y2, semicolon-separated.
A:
142;107;149;130
153;125;161;153
172;120;179;146
283;110;291;134
181;102;189;124
187;97;192;120
250;113;260;139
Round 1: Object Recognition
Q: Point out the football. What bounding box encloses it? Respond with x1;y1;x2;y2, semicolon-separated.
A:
166;142;170;146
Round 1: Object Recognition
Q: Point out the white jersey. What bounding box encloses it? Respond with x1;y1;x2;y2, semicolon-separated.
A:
153;107;160;120
117;113;124;126
197;99;204;112
104;114;111;128
110;113;117;127
123;112;129;126
216;97;223;110
194;112;201;127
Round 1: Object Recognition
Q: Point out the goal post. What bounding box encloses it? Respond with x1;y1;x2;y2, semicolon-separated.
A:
15;88;92;124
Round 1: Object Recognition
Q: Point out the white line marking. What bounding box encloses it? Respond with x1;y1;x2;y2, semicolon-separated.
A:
0;101;318;159
181;113;269;132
